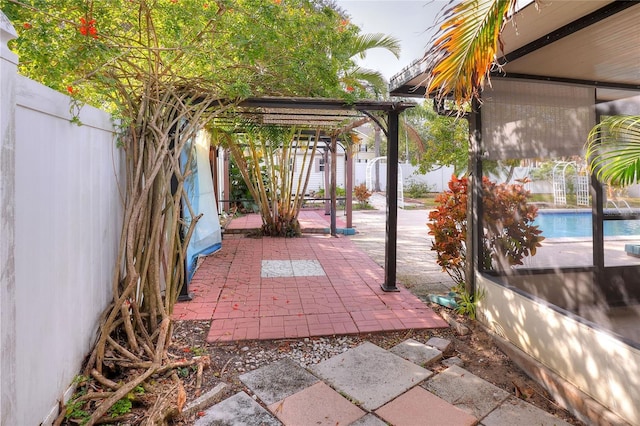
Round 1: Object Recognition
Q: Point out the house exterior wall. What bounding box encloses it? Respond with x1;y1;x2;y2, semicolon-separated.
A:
477;273;640;425
1;15;124;424
294;150;346;193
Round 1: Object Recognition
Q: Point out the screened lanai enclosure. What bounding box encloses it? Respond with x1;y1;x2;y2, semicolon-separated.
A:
391;1;640;424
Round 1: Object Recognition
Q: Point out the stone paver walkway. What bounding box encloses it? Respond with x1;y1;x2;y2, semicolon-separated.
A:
195;339;573;426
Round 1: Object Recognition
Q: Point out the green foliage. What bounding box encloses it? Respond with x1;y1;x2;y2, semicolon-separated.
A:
402;102;469;174
108;398;132;418
191;346;208;356
586;115;640;186
427;175;544;285
72;374;90;385
353;183;371;206
338;33;401;96
178;367;190;378
65;398;90;424
229;156;260;213
455;287;485;320
404;178;434;198
3;0;377;106
529;161;577;184
316;186;346;198
65;377;92;424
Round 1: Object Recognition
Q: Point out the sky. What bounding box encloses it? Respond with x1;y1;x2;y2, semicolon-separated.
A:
334;1;448;81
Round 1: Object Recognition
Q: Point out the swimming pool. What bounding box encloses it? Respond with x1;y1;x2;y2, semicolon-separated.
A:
532;210;640;238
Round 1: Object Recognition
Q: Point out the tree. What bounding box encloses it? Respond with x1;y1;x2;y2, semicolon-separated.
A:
209;25;400;236
402;102;469;174
3;0;380;421
339;32;401;96
214;126;322;237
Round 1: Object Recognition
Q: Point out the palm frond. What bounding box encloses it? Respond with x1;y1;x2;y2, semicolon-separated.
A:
586;115;640;186
401;119;427;155
425;0;519;106
343;66;387;92
350;33;401;60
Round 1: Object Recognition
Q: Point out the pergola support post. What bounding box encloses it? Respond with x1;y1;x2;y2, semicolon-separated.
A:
467;101;482;296
223;148;230;212
330;135;337;236
346;145;353;229
324;147;330;216
382;109;400;292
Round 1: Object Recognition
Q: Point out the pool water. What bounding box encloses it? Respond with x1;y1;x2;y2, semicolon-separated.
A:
532;210;640;238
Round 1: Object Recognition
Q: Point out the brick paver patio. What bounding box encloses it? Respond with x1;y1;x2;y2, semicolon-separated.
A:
173;210;448;342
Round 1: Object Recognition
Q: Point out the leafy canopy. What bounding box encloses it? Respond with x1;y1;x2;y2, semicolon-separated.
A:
403;102;469;174
4;0;373;109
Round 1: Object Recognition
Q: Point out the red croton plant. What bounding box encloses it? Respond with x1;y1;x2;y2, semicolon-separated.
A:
427;175;545;286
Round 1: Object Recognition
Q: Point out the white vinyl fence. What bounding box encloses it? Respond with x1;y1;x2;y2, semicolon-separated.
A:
354;162;454;193
1;13;124;425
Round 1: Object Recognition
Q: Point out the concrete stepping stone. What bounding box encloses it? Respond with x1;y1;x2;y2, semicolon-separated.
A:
310;342;433;411
194;391;281;426
480;397;573;426
441;356;464;368
424;365;510;419
389;338;443;366
267;382;365;426
349;413;388;426
239;358;319;405
375;386;477;426
426;336;453;354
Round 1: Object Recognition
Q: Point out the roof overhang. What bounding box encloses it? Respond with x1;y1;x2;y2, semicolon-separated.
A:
390;0;640;101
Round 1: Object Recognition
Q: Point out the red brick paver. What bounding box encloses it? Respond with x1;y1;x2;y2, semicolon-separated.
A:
173;211;448;342
224;210;347;233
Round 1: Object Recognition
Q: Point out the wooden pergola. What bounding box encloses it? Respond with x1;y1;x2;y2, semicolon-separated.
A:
216;96;415;292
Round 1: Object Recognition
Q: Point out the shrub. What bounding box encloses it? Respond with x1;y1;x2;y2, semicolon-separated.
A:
354;184;372;207
315;186;346;198
427;175;544;286
404;178;435;198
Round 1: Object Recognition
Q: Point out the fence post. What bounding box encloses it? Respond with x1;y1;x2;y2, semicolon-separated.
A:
0;10;18;426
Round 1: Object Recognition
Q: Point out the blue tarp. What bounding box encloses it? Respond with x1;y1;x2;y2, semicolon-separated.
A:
182;131;222;283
